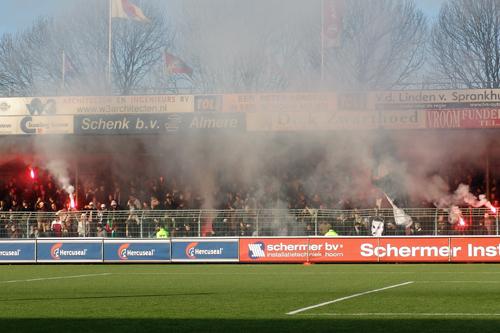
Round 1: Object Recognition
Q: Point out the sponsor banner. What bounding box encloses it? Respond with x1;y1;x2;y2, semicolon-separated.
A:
171;238;239;262
0;116;73;135
308;238;378;263
37;239;102;262
18;116;73;134
450;237;500;262
247;110;426;131
74;112;245;134
222;93;337;113
2;89;500;118
239;238;310;263
371;89;500;110
376;238;450;262
0;117;18;135
426;109;500;129
0;95;193;116
103;240;171;262
194;95;222;112
0;240;36;263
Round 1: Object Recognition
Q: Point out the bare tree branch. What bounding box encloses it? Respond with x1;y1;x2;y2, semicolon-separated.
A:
431;0;500;88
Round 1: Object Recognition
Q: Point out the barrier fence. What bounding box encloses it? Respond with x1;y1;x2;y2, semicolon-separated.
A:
1;208;498;239
1;237;499;263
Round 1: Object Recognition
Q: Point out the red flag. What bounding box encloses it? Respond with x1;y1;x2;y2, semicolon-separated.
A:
164;52;193;77
323;0;344;48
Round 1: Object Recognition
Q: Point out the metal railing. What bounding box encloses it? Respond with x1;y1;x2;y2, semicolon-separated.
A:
0;208;498;239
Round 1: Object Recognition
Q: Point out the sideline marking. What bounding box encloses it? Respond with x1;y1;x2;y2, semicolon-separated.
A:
296;313;500;317
286;281;414;315
418;281;500;283
0;273;111;284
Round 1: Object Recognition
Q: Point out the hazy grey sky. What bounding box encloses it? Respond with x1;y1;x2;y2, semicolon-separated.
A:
0;0;445;35
418;0;445;18
0;0;74;34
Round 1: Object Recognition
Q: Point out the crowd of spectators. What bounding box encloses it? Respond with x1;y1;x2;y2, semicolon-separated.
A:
0;161;498;239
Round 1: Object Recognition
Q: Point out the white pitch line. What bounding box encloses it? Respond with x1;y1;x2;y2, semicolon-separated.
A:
286;281;414;315
0;273;111;284
418;281;500;283
296;313;500;317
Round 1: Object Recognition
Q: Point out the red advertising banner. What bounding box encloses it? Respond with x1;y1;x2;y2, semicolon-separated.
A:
450;237;500;262
240;237;500;263
239;238;309;263
309;238;378;263
426;109;500;129
377;238;450;262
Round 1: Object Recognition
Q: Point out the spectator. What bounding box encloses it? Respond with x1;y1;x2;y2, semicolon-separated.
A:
155;224;169;238
51;212;63;237
126;207;140;238
77;213;87;237
483;212;495;235
96;224;107;237
7;223;21;238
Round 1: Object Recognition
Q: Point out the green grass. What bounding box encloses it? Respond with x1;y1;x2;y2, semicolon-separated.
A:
0;264;499;332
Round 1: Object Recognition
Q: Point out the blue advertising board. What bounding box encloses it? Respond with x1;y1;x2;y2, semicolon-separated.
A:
0;240;36;263
103;240;171;262
37;239;103;262
74;113;245;135
171;238;239;262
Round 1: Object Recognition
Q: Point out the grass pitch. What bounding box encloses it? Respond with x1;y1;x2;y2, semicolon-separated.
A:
0;264;499;333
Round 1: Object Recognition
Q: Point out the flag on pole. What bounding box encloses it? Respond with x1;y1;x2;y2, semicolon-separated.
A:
164;52;193;77
62;51;76;77
62;50;77;87
323;0;344;48
111;0;149;22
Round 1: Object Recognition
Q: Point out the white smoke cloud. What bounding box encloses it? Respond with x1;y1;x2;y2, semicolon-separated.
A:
45;159;74;195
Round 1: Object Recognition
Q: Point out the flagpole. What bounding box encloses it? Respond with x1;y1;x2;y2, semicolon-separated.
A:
62;50;66;89
320;0;325;84
108;0;112;88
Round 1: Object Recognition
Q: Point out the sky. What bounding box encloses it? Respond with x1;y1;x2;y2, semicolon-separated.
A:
0;0;446;36
0;0;74;34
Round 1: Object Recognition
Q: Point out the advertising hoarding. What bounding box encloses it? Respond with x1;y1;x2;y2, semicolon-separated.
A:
450;237;500;262
171;238;239;262
0;117;18;135
74;112;245;134
308;238;379;263
103;239;171;262
247;110;426;132
240;237;500;263
0;95;193;116
0;116;73;135
222;93;337;113
371;89;500;110
239;238;311;263
426;109;500;129
0;240;36;263
376;237;451;262
37;239;103;263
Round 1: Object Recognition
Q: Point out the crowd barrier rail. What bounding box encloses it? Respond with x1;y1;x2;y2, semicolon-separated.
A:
1;208;499;240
